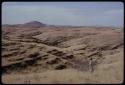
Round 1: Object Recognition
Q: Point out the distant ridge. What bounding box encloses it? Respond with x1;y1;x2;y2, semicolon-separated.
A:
22;21;46;28
2;21;47;28
2;21;121;29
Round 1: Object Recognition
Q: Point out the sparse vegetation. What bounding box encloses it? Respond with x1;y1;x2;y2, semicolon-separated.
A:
2;22;123;84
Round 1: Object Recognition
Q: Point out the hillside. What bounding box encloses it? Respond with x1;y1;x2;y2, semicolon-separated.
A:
2;22;124;84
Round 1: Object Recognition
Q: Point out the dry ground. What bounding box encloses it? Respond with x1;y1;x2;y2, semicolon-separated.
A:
2;23;124;84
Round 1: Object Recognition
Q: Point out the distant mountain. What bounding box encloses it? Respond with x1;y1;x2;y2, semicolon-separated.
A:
2;21;47;28
22;21;46;28
2;21;121;29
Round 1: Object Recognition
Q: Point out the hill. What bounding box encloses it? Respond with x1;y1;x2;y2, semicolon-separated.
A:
2;21;124;84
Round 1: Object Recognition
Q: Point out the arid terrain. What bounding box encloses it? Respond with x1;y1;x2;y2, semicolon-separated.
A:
2;21;124;84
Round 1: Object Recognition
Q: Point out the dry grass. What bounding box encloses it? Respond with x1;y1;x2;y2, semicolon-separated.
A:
2;50;123;84
2;25;124;84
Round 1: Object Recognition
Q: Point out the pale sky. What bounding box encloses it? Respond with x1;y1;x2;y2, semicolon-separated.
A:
2;2;124;27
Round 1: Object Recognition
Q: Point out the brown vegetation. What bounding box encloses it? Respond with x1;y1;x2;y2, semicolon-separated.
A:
2;22;124;84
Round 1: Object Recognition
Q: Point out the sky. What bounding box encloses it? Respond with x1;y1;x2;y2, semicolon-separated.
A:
2;2;124;27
